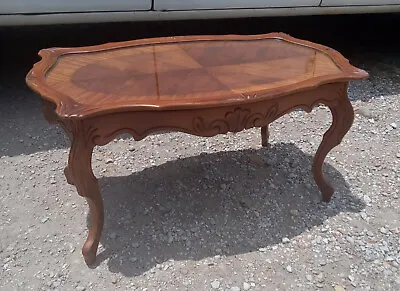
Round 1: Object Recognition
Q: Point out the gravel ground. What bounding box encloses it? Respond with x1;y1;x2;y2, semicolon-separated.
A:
1;14;400;291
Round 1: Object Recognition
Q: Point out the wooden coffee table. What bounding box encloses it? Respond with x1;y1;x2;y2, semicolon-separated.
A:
26;33;368;265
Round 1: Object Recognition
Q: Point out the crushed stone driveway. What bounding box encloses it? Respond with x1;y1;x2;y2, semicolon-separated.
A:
1;14;399;291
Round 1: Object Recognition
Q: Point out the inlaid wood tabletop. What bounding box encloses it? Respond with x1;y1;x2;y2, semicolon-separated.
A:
27;33;366;118
26;33;368;265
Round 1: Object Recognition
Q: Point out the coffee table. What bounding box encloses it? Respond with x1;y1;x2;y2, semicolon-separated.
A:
26;33;368;265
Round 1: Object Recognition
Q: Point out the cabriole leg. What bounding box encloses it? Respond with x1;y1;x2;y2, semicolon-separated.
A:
67;125;104;265
312;93;354;202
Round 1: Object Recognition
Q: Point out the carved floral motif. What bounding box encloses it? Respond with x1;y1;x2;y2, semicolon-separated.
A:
193;104;279;135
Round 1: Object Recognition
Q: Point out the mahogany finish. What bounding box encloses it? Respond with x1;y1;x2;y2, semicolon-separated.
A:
26;33;368;265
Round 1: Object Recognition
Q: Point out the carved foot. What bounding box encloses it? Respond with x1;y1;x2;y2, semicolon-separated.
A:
82;195;104;265
261;125;270;147
312;92;354;202
68;123;104;265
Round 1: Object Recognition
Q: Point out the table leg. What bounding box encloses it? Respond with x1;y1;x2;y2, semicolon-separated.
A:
312;96;354;202
67;128;104;265
261;125;270;147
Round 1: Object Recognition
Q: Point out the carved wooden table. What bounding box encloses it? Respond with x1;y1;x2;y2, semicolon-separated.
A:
26;33;368;265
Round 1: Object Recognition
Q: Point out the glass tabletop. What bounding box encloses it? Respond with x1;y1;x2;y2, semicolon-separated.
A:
45;38;342;107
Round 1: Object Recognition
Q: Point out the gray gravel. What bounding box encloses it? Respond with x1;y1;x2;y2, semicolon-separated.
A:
1;15;400;291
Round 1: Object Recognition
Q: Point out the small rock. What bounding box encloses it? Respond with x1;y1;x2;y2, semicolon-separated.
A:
258;248;267;252
239;197;254;208
52;281;61;288
243;282;251;290
306;274;313;281
105;159;113;164
348;275;355;282
356;107;373;118
249;155;266;166
316;273;324;283
390;122;397;129
76;286;85;291
41;217;49;223
211;280;220;289
111;277;118;284
334;286;345;291
282;237;290;244
129;257;138;262
380;227;388;234
230;287;240;291
128;146;136;151
384;256;394;262
286;265;293;273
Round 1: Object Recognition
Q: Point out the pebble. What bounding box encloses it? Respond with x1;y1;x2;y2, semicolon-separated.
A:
380;227;388;234
286;265;293;273
211;281;220;289
105;158;113;164
230;287;240;291
356;107;374;118
282;237;290;244
315;273;324;283
243;282;251;290
76;286;85;291
334;286;345;291
390;122;397;129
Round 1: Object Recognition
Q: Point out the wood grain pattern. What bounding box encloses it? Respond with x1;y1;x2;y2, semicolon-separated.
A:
26;33;367;118
26;33;368;265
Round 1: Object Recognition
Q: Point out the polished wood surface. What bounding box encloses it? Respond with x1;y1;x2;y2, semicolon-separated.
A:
26;33;368;265
27;33;367;118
